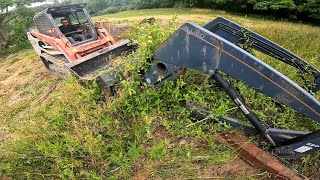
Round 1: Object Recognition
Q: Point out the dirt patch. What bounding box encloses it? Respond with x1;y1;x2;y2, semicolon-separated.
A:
109;24;131;40
132;159;160;180
178;137;207;148
0;54;14;63
132;156;261;179
132;127;261;179
151;125;171;139
96;20;131;40
0;57;4;63
201;158;261;178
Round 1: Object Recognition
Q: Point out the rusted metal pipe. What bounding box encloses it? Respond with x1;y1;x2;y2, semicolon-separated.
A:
218;132;305;180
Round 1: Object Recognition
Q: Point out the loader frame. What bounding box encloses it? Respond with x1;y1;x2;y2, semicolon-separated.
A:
144;17;320;158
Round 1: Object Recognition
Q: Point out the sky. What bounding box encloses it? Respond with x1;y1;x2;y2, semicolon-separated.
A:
28;0;68;8
28;2;55;8
1;1;56;12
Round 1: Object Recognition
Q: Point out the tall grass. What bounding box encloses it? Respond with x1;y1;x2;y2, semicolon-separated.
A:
1;8;319;179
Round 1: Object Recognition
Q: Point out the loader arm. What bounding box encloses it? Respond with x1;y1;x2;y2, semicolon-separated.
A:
204;17;320;93
144;22;320;124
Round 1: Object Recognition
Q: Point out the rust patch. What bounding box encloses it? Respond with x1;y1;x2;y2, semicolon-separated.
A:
218;132;304;180
211;36;223;70
176;68;187;77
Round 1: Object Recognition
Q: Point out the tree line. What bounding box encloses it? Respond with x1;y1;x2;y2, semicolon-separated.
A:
80;0;320;23
0;0;319;55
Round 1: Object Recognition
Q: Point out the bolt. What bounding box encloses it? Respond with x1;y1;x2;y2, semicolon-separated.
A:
146;78;151;84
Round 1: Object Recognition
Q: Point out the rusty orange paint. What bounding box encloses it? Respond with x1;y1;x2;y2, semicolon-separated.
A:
31;27;116;61
218;132;304;180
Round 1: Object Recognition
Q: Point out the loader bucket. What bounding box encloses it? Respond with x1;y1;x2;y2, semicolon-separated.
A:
66;39;137;87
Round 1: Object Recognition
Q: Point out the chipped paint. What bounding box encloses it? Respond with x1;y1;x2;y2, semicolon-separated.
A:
274;93;293;105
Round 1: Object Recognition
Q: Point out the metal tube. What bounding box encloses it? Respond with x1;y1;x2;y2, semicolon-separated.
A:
211;72;276;146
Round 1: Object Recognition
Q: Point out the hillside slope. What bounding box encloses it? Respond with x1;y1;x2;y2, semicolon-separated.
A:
1;8;320;179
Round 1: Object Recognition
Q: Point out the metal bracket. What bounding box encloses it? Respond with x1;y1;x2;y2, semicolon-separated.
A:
187;102;320;158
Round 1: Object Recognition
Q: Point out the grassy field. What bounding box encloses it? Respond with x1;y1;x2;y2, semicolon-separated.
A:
0;8;320;179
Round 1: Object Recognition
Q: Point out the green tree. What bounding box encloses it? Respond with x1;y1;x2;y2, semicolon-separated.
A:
0;0;44;51
248;0;296;10
298;0;320;19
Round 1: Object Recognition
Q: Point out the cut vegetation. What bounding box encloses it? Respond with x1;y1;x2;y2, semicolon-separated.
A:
1;8;320;179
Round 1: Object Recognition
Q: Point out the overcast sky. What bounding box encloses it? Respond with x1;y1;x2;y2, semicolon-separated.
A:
28;0;63;7
1;0;61;12
28;1;55;7
28;0;67;8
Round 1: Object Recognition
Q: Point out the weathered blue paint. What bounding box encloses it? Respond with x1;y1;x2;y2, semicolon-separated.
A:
204;17;320;93
145;21;320;123
144;17;320;157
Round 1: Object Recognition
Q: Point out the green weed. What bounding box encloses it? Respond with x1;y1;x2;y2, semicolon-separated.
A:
0;8;319;179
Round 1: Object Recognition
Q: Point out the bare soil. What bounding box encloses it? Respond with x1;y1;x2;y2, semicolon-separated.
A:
132;125;262;179
96;20;131;40
132;156;261;179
